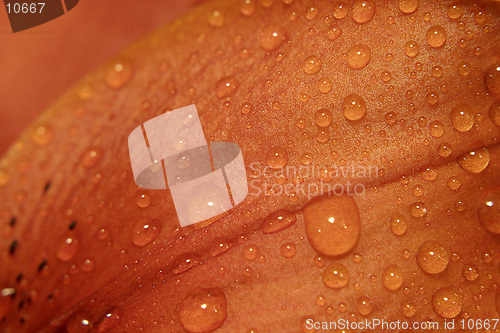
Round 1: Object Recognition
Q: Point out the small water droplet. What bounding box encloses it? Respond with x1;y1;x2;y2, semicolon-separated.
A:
262;209;297;234
447;4;462;20
240;0;256;16
314;108;333;127
451;104;474;132
82;148;103;169
317;77;333;93
131;218;161;247
304;194;361;257
31;125;54;147
179;289;227;333
485;64;500;94
447;178;461;190
209;238;234;257
402;301;416;318
356;296;373;316
303;55;322;74
382;265;404;291
431;65;443;78
81;258;95;272
94;307;123;332
456;148;490;173
404;41;419;57
326;25;342;40
428;121;444;138
105;60;133;89
352;0;375;24
398;0;418;13
462;263;479;281
426;25;447;48
409;202;427;217
342;94;367;121
347;44;371;69
266;147;288;169
438;142;452;157
216;76;239;98
66;311;93;333
57;236;79;262
243;245;259;260
136;192;151;208
241;102;253;115
432;288;462;318
323;262;350;289
280;242;297;258
458;62;471;76
208;10;224;27
421;168;437;181
390;213;407;236
260;24;287;51
417;240;449;274
173;253;201;274
305;6;319;20
478;190;500;234
333;2;348;19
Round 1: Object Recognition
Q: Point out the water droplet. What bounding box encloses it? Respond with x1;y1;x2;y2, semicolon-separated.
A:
314;108;333;127
243;245;259;260
305;6;319;20
458;62;471;76
412;185;424;197
300;315;317;333
404;41;419;57
241;102;253;115
352;0;375;24
209;238;234;257
342;94;367;121
485;64;500;94
426;25;447;48
438;142;452;157
451;104;474;132
317;77;333;93
0;169;9;188
447;178;461;190
208;10;224;27
82;148;103;168
179;289;227;333
382;265;404;291
57;236;79;262
401;301;416;318
31;125;54;147
173;253;201;274
457;148;490;173
260;24;287;51
131;218;161;247
478;190;500;234
105;60;133;89
66;311;93;333
216;76;239;98
332;2;348;19
432;288;462;318
389;213;407;236
489;100;500;126
81;258;95;272
398;0;418;13
262;209;297;234
240;0;256;16
428;121;444;137
280;242;297;258
135;192;151;208
462;263;479;281
304;194;361;257
426;92;439;105
421;168;437;181
323;262;350;289
417;240;449;274
266;147;288;169
303;55;322;74
326;25;342;40
347;44;371;69
357;296;373;316
94;307;123;332
409;202;427;217
447;4;462;20
381;71;392;82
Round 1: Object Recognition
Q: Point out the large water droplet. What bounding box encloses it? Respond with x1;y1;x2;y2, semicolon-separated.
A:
215;76;239;98
262;209;297;234
456;148;490;173
426;25;447;48
179;289;227;333
398;0;418;13
404;41;419;57
417;240;449;274
57;236;79;262
260;24;287;51
485;64;500;94
342;94;367;121
304;194;361;257
389;213;407;235
352;0;375;24
105;60;133;89
478;190;500;234
432;288;462;318
382;265;404;291
347;44;371;69
323;262;350;289
302;55;322;74
94;307;123;332
131;218;161;247
451;104;474;132
266;147;288;169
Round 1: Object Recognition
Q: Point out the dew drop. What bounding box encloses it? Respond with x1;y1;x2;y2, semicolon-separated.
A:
243;245;259;260
447;178;461;190
438;142;452;157
478;190;500;234
432;65;443;78
421;168;437;181
241;102;253;115
135;192;151;208
209;238;234;257
173;253;201;275
215;76;239;98
417;240;449;274
303;55;322;74
323;262;350;289
458;62;471;76
260;24;287;51
342;94;367;121
356;296;373;316
447;4;462;20
428;121;444;138
409;202;427;217
381;71;392;82
179;289;227;333
81;258;95;272
240;0;256;16
389;213;407;236
450;105;475;133
317;78;333;93
300;315;317;333
485;64;500;94
352;0;375;24
489;100;500;126
57;236;79;262
262;209;297;234
31;125;54;147
105;60;133;89
382;265;404;291
398;0;418;13
131;218;161;247
304;194;361;257
280;243;297;258
432;288;462;318
314;108;333;127
82;148;103;169
426;25;447;48
401;301;416;318
332;2;348;19
404;41;419;58
456;148;490;173
305;6;319;20
326;25;342;40
94;307;123;332
347;44;371;69
266;147;288;169
462;263;479;281
207;10;224;27
66;311;93;333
